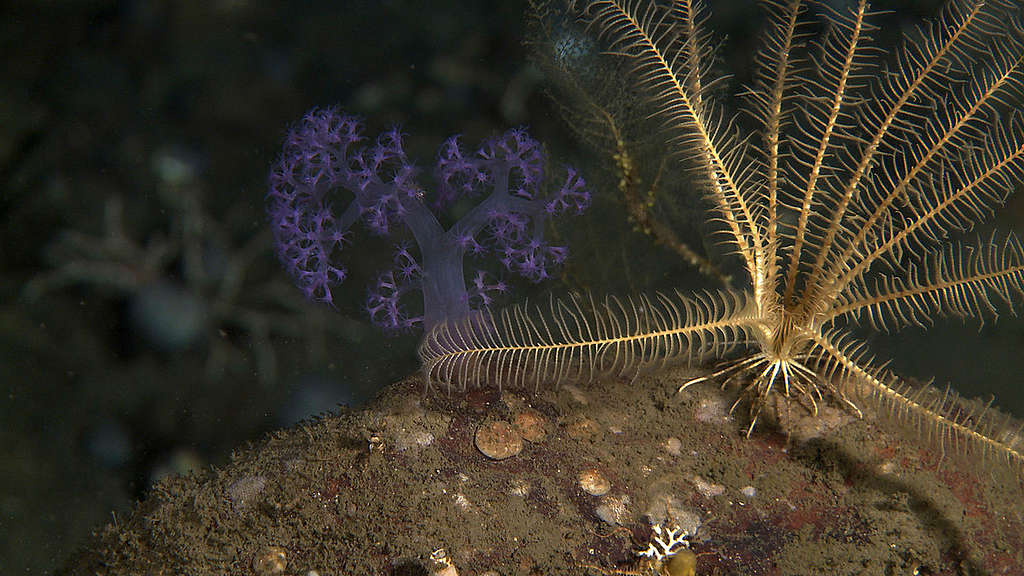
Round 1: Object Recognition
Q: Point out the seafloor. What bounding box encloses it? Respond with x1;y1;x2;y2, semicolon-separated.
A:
7;1;1024;572
63;366;1024;576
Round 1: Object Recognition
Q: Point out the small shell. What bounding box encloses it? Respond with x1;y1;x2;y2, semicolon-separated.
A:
664;436;683;457
595;494;631;526
692;475;724;498
253;546;287;576
508;478;531;497
578;468;611;496
475;421;523;460
566;416;599;440
514;409;548;443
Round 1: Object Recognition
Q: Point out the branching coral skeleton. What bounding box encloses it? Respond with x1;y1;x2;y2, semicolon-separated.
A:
582;522;698;576
636;523;692;563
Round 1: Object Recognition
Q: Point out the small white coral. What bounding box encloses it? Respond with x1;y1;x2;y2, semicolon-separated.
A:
636;523;691;562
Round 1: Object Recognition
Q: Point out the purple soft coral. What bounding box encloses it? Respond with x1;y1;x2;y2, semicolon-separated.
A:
267;107;590;333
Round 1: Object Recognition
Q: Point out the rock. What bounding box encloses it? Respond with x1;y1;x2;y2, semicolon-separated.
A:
474;420;523;460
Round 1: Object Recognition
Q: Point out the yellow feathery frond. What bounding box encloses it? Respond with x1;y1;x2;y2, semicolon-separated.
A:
825;46;1024;303
833;234;1024;330
420;290;756;391
745;0;805;302
432;0;1024;481
781;0;872;304
585;0;763;290
801;0;1002;309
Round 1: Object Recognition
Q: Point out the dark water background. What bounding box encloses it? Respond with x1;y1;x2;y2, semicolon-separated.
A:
2;0;1021;573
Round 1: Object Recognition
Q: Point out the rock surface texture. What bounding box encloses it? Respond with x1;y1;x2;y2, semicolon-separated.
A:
64;368;1024;575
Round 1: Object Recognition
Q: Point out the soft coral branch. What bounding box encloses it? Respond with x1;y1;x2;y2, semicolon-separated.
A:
267;107;590;333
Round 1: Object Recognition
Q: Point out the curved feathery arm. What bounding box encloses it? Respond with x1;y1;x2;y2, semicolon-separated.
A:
419;289;759;392
807;328;1024;473
829;234;1024;330
584;0;762;296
